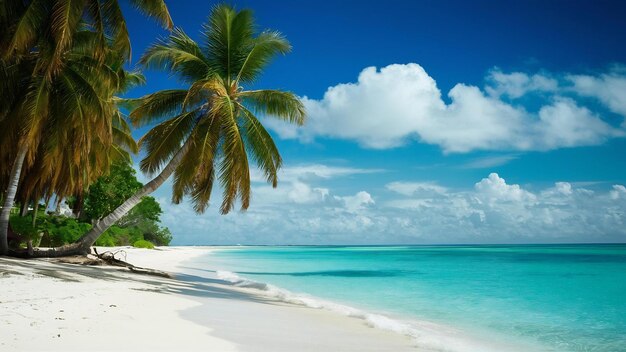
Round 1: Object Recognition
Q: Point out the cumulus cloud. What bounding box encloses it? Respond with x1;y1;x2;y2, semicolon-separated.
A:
536;98;620;148
156;164;626;245
474;173;536;203
382;175;626;242
267;64;625;152
568;68;626;117
249;164;377;206
335;191;375;213
610;185;626;200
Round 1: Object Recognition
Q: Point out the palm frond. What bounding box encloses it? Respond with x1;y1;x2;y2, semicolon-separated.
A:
5;0;48;57
23;75;50;141
139;109;198;175
175;111;221;212
182;76;224;112
118;70;146;92
63;65;107;118
216;95;250;214
129;0;173;29
235;31;290;83
128;89;189;127
190;155;216;213
203;4;254;81
101;0;131;57
84;0;106;50
140;28;211;83
69;29;105;56
241;89;305;125
50;0;84;71
238;103;282;187
112;111;138;153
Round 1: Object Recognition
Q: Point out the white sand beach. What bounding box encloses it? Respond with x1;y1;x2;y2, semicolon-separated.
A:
0;247;416;352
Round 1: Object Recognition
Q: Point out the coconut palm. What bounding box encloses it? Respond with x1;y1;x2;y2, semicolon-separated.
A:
14;60;142;219
0;30;141;255
0;0;169;255
36;3;305;256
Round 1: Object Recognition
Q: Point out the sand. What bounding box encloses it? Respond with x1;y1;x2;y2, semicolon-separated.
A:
0;247;416;352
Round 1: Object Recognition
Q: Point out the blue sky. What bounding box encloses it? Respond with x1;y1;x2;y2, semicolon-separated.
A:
121;0;626;245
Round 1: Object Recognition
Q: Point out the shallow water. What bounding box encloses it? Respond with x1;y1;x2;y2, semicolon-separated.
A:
194;244;626;351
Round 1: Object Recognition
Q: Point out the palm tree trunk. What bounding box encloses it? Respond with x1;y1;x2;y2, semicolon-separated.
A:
19;202;29;217
0;144;28;255
75;139;192;248
8;139;193;258
32;202;39;227
72;193;83;218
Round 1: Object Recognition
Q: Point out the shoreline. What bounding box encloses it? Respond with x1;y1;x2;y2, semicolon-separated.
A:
0;246;416;352
188;247;540;352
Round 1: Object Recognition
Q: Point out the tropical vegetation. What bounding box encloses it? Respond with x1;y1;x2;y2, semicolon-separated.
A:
0;2;305;257
9;162;171;249
0;0;174;255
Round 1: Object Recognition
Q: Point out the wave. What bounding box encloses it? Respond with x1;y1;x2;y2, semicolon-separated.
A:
215;270;533;352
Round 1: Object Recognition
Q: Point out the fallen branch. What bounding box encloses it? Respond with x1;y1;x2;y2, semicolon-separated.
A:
93;248;172;279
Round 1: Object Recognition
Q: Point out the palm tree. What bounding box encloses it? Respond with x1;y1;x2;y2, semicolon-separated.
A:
0;31;141;255
0;0;170;255
23;3;305;257
14;55;142;220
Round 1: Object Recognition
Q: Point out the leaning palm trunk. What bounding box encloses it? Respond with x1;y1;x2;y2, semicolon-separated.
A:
7;139;192;258
75;138;193;249
0;144;28;255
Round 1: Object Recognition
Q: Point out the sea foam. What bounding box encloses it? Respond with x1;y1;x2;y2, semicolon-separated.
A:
215;270;531;352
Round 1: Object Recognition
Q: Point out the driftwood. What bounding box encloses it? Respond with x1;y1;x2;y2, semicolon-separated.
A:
92;248;172;278
52;248;172;279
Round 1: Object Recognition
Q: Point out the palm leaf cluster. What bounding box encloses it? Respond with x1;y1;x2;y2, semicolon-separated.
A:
130;4;305;214
1;0;172;72
0;0;171;254
0;30;142;213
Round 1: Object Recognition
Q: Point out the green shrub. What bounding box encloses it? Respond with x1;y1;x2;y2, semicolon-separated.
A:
145;227;173;246
132;239;155;249
11;214;93;247
9;215;39;238
94;231;117;247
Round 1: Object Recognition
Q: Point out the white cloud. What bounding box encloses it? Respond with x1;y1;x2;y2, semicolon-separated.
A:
553;182;573;195
460;155;519;169
568;68;626;117
287;181;329;204
486;70;558;98
335;191;375;213
158;165;626;245
385;181;448;196
267;64;625;153
474;173;536;203
536;98;622;148
610;185;626;200
381;175;626;242
247;163;379;206
281;164;382;181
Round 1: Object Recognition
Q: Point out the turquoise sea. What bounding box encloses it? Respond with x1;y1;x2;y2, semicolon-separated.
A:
192;245;626;351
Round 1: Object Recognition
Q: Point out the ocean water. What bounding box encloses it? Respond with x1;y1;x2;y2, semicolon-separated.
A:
191;245;626;352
